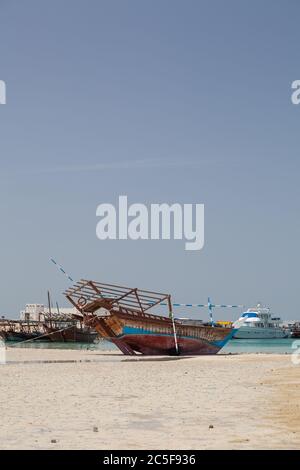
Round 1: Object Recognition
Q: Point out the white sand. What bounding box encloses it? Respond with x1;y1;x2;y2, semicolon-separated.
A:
0;348;299;449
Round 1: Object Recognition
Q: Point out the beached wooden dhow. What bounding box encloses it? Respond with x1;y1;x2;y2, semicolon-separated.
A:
64;280;243;355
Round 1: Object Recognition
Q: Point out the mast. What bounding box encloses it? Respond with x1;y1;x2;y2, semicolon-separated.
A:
168;295;179;355
47;290;53;329
208;297;214;327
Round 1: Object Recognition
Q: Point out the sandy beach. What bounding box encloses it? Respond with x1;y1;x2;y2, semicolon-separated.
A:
0;347;299;450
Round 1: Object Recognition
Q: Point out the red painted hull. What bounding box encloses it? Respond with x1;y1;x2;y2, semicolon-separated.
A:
121;334;220;355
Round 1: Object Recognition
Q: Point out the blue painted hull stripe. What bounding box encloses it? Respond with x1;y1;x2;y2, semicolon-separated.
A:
120;325;236;348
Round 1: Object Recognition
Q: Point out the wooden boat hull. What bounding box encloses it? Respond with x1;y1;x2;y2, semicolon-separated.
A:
44;325;98;343
89;315;236;355
119;333;223;355
0;331;46;342
64;279;240;356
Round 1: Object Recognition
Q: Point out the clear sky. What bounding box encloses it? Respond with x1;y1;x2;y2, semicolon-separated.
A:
0;0;299;320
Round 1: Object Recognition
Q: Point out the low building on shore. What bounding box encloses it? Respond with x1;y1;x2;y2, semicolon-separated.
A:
20;304;77;322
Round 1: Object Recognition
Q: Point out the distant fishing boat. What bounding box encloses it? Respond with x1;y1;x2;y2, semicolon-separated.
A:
0;319;48;342
43;322;98;343
64;280;244;355
43;290;98;343
0;331;40;342
233;303;288;339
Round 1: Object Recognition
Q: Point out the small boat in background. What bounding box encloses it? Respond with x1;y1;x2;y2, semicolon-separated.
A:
43;290;98;343
233;303;288;339
43;321;98;343
0;291;99;344
0;319;48;342
0;319;98;344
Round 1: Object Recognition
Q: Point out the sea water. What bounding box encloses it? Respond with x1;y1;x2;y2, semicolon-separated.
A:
6;338;298;354
222;338;296;354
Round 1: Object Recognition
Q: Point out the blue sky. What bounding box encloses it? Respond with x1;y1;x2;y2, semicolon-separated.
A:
0;0;299;320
